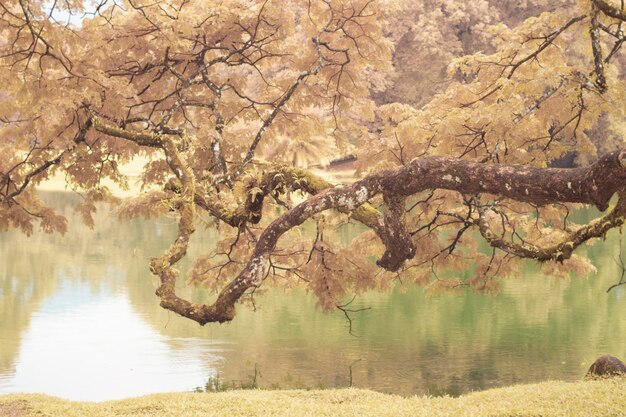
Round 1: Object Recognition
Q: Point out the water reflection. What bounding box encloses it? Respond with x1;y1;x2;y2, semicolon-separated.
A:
0;191;625;400
2;281;222;401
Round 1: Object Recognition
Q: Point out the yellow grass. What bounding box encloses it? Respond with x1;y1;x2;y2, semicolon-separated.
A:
1;379;624;417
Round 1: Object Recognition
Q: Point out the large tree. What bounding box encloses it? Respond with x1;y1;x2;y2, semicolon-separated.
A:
1;0;625;324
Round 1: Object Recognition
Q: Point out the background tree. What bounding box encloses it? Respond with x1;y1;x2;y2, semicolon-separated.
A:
381;0;625;163
1;0;625;324
380;0;580;107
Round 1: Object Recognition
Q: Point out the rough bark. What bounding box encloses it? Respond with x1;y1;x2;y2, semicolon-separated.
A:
593;0;626;22
377;194;415;271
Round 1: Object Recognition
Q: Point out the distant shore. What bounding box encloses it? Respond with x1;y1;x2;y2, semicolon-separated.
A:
1;379;624;417
37;157;150;197
36;157;353;198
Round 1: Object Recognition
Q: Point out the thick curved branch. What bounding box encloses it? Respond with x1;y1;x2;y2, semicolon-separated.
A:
149;136;203;322
182;165;384;231
168;149;626;325
88;112;209;323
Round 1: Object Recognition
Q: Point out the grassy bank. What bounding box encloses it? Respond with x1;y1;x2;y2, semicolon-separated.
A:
1;379;624;417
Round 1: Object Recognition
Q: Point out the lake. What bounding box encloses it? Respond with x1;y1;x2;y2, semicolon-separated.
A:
1;192;625;401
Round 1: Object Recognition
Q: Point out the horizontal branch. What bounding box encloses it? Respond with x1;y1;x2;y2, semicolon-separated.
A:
386;150;626;211
169;165;384;231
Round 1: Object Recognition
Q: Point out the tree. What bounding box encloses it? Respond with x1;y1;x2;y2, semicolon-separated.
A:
1;0;625;325
378;0;582;107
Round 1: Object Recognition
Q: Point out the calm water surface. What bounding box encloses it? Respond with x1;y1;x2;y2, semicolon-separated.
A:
1;192;625;401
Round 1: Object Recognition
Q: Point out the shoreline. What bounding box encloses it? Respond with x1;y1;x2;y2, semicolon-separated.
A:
36;157;354;198
37;157;150;197
1;379;624;416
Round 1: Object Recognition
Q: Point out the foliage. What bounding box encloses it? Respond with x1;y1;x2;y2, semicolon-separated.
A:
1;0;626;324
380;0;584;106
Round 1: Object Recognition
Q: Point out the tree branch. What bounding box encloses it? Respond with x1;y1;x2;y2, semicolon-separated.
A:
162;149;626;324
593;0;626;21
590;3;608;92
477;195;626;262
376;194;415;271
2;118;92;203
